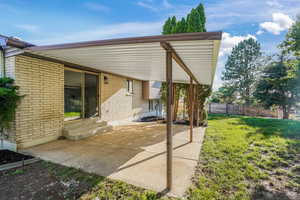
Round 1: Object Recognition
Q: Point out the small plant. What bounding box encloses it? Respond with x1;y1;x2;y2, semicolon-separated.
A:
0;77;23;148
11;169;24;175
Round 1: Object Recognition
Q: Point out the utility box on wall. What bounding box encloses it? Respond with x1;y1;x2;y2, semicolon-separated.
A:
142;81;162;100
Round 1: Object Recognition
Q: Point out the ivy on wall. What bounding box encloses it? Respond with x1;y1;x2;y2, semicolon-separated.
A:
0;77;23;146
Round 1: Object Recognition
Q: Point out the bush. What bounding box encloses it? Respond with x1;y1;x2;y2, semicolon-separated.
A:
0;77;23;142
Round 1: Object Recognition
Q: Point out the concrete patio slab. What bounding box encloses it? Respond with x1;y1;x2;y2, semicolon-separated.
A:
23;122;205;197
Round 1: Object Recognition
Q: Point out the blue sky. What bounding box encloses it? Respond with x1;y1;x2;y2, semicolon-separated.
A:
1;0;299;89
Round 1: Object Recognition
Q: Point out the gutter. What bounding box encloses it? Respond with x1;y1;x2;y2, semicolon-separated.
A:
0;35;35;76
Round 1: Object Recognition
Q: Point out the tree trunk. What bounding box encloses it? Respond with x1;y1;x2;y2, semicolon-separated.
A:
0;127;4;149
172;84;179;121
186;86;191;119
282;106;290;119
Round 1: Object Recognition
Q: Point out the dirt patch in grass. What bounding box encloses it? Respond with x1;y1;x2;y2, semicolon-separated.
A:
0;161;175;200
0;161;94;200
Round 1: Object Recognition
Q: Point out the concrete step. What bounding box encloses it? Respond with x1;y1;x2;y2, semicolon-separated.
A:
65;125;113;140
64;118;106;131
63;119;112;141
64;121;106;135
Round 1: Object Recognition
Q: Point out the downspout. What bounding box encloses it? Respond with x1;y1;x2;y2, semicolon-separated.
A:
0;37;7;77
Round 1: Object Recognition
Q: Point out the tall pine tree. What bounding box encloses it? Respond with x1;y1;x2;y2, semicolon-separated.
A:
254;55;300;119
161;3;208;124
162;3;206;35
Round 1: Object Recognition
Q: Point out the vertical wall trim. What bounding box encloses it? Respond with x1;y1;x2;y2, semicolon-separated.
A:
0;48;5;77
98;72;102;118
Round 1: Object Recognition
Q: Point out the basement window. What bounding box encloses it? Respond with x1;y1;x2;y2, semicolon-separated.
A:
126;79;133;95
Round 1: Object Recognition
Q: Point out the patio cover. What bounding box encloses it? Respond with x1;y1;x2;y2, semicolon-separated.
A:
24;32;222;85
21;31;222;192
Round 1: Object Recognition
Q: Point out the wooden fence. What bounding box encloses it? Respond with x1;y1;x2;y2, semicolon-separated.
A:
207;103;280;118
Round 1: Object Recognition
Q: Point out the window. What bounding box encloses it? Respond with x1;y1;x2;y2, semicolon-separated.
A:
126;79;133;94
104;76;109;84
64;70;82;120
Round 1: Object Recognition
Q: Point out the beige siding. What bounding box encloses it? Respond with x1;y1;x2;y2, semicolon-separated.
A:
14;55;64;148
0;50;4;77
4;56;16;79
100;73;149;122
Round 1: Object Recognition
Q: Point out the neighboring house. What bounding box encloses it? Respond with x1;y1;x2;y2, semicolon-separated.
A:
0;35;162;150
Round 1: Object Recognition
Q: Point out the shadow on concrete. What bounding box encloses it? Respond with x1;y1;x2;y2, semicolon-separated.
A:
24;123;191;176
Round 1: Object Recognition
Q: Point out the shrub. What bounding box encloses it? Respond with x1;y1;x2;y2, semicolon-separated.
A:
0;77;23;146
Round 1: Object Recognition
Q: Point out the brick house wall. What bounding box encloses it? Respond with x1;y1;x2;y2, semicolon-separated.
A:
6;55;64;149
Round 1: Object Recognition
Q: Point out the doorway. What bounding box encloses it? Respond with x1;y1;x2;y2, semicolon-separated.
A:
64;69;99;121
84;73;98;118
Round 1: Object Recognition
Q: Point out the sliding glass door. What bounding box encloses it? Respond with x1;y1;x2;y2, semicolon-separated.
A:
84;73;98;118
64;69;99;121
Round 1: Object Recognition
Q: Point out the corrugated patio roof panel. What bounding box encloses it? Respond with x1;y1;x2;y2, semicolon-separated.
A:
25;32;222;85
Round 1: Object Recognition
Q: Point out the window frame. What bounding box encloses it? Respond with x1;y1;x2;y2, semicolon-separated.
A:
126;79;134;95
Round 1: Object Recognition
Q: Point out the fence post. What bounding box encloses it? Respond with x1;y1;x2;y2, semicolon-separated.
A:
226;103;229;115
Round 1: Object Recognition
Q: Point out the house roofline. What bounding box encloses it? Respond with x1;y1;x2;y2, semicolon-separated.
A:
26;31;222;51
0;34;35;49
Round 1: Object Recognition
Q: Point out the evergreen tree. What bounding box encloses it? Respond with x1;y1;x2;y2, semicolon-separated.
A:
280;15;300;57
186;4;206;32
161;3;206;34
222;38;262;105
170;16;177;34
209;85;236;104
174;18;187;33
254;55;300;119
162;17;172;35
160;3;208;124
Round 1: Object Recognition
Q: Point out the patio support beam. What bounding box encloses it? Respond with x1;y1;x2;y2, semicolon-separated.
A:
189;77;194;143
166;49;173;191
160;42;199;85
195;84;200;127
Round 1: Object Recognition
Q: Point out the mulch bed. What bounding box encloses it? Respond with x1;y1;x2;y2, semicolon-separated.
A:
0;150;34;165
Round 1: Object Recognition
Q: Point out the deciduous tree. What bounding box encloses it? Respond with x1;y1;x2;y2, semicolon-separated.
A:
222;38;262;105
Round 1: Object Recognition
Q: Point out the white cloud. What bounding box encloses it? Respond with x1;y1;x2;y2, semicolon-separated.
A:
31;21;163;45
137;1;158;12
219;32;256;57
205;0;300;31
137;0;173;12
15;24;39;33
266;0;283;8
85;2;110;12
162;0;172;9
256;30;264;35
259;13;294;35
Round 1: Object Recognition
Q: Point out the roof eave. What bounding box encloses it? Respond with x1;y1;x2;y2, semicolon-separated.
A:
0;34;34;49
26;31;222;51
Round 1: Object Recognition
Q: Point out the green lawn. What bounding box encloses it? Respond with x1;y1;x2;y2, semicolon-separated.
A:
64;112;80;118
188;114;300;200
